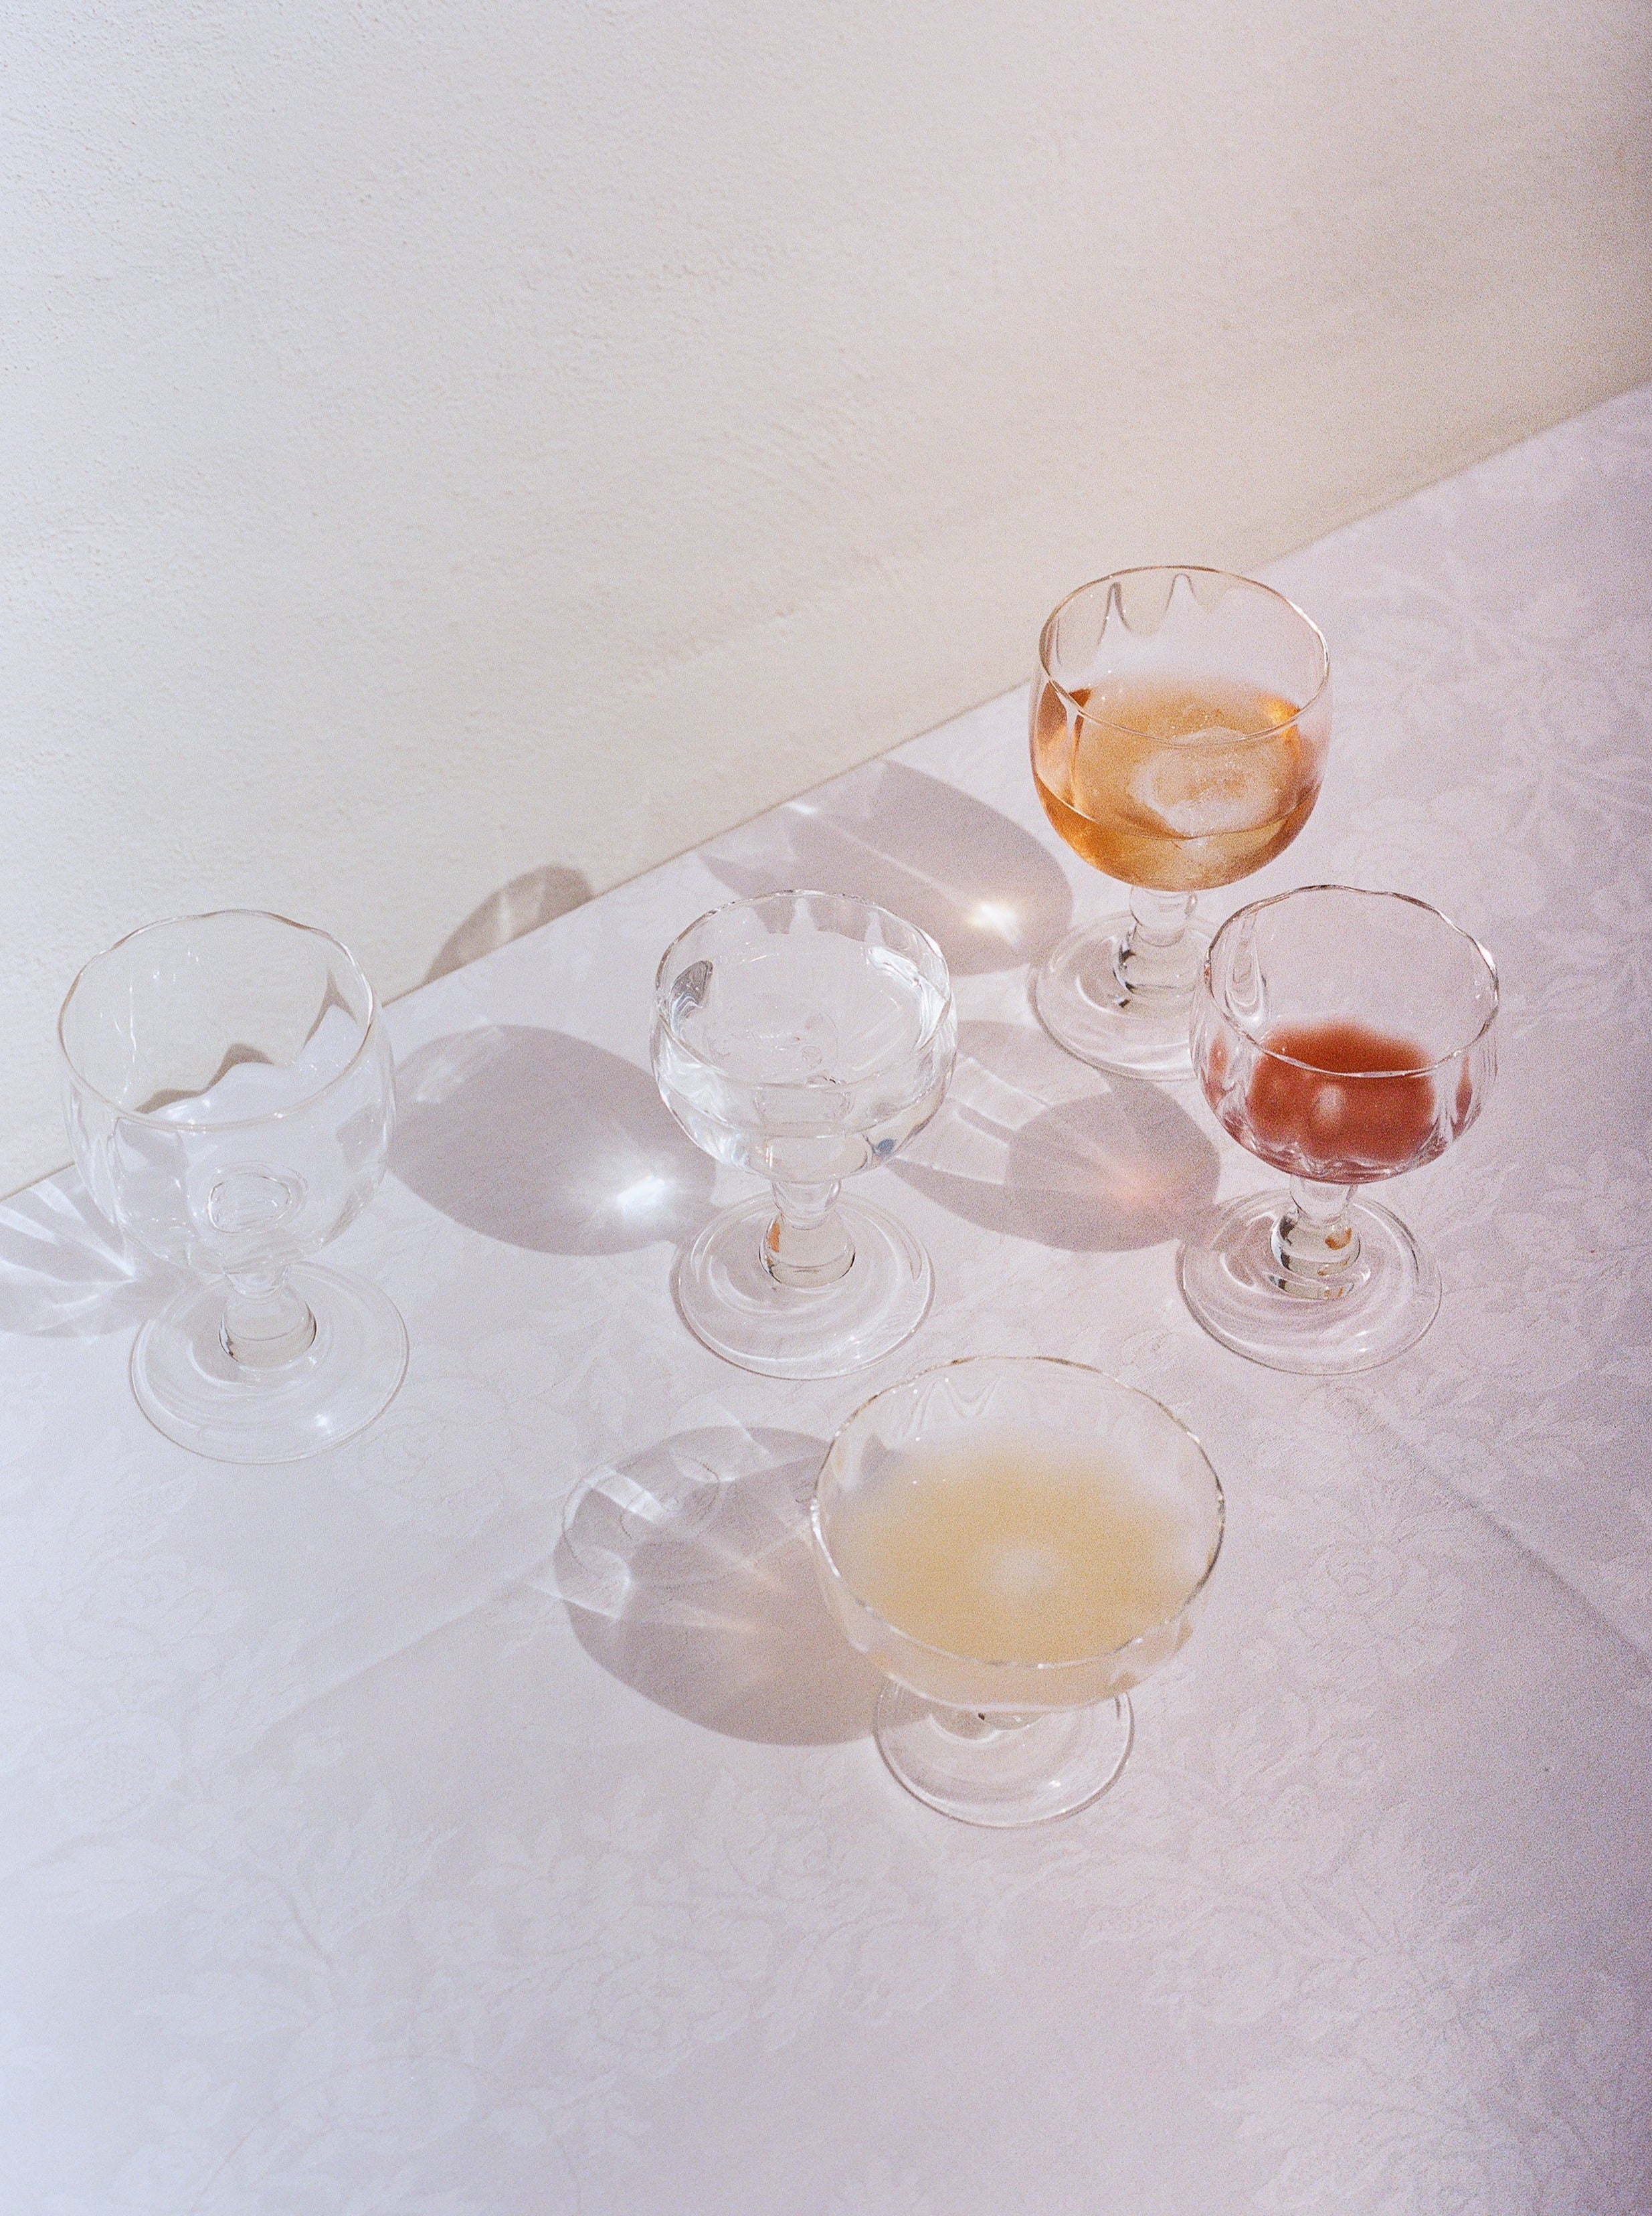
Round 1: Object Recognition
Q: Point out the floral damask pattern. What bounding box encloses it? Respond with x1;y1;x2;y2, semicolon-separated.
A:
3;389;1651;2213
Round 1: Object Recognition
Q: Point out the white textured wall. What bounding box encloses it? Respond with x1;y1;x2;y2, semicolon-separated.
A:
6;1;1650;1190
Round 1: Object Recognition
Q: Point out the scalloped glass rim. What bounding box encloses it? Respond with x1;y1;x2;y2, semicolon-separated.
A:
58;909;380;1133
810;1353;1225;1686
651;887;953;1083
1037;565;1331;743
1204;884;1499;1075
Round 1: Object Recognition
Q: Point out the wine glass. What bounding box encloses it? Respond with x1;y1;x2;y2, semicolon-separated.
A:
1180;885;1498;1373
811;1356;1224;1827
652;891;956;1379
1030;567;1332;1079
59;910;407;1461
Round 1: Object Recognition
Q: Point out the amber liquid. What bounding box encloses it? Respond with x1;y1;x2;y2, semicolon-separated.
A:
1032;672;1322;891
1215;1017;1441;1181
829;1435;1208;1665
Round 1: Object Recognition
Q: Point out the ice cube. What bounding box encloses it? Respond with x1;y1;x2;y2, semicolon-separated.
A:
1128;729;1295;839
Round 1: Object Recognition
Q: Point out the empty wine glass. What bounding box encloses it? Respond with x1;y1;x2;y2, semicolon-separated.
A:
811;1357;1224;1827
652;891;956;1378
59;910;407;1461
1180;885;1498;1373
1030;567;1332;1079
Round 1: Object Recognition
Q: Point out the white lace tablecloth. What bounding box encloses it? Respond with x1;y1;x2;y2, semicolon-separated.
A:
5;389;1651;2216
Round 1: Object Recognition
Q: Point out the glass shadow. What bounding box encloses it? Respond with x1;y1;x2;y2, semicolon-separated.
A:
701;760;1073;976
0;1174;182;1339
893;1020;1220;1251
392;1026;715;1255
555;1423;882;1746
423;863;593;984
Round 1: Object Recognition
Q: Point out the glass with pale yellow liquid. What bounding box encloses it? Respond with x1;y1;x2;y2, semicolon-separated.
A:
811;1357;1224;1826
1030;567;1332;1079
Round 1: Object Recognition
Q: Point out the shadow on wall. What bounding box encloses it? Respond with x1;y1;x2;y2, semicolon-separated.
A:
895;1020;1220;1251
554;1423;880;1746
423;864;593;986
0;1176;181;1337
392;1026;714;1254
702;761;1072;975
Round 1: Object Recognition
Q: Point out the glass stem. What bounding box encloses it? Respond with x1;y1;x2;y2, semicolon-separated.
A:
932;1704;1032;1738
1115;887;1201;998
1273;1177;1360;1293
765;1180;854;1289
222;1267;317;1368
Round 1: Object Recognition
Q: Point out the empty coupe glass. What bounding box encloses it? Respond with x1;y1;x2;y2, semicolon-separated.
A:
1030;567;1332;1079
1180;885;1498;1373
59;911;407;1461
652;891;956;1378
812;1357;1224;1827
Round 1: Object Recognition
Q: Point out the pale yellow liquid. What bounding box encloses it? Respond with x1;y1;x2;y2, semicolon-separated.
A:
829;1435;1208;1665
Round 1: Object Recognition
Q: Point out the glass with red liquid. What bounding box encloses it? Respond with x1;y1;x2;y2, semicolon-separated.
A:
1180;887;1498;1373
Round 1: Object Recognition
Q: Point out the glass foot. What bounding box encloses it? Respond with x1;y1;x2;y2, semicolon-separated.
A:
875;1682;1133;1827
674;1194;932;1379
1179;1188;1441;1374
1033;913;1208;1081
131;1264;408;1463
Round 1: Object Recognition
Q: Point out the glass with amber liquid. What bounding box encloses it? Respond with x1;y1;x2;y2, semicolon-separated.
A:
1181;886;1499;1373
811;1357;1224;1827
1031;567;1332;1079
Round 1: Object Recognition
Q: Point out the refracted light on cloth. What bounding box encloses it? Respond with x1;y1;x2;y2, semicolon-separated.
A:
968;900;1020;940
614;1172;674;1220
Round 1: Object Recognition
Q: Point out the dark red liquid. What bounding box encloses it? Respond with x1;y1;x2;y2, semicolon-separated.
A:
1220;1017;1439;1180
